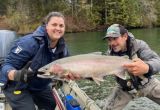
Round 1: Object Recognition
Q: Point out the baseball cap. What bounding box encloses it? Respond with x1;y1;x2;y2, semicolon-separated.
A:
103;24;127;39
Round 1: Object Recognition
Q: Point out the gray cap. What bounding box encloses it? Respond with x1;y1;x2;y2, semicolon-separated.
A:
103;24;122;39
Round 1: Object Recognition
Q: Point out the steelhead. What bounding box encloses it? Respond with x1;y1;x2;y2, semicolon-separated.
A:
38;54;132;84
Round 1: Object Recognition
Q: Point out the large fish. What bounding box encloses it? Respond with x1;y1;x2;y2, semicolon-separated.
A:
38;54;132;84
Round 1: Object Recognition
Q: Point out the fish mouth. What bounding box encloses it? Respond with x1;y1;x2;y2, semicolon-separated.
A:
37;73;56;79
37;72;66;82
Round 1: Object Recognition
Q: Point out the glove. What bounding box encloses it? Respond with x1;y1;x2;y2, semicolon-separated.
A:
14;61;35;82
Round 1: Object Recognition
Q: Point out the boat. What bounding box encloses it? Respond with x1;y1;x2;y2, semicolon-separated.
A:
0;80;102;110
0;91;11;110
54;80;102;110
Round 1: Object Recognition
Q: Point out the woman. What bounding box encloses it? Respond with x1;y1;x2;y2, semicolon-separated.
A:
1;12;77;110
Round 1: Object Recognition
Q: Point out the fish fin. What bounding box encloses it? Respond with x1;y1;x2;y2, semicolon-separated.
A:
121;55;129;59
92;77;104;85
109;69;127;80
92;78;100;85
115;71;127;80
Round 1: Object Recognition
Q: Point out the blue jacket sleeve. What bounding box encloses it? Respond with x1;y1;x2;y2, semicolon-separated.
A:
1;36;38;83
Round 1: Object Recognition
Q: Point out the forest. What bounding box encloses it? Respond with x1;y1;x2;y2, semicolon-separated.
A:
0;0;160;34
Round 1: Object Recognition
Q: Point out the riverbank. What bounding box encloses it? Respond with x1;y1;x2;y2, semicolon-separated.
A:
0;16;11;30
0;15;160;35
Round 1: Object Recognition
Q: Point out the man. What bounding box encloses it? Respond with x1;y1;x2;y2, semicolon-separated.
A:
0;12;78;110
102;24;160;110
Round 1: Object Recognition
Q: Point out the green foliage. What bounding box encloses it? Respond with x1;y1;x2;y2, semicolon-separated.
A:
154;0;160;26
0;0;8;15
104;0;142;27
0;0;160;33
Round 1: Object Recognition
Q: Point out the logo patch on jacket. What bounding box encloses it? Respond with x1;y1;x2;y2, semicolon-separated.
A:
14;46;22;54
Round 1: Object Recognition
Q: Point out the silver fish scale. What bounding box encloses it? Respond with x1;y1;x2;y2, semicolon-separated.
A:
38;54;132;81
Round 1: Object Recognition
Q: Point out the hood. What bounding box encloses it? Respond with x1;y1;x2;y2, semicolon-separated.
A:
32;25;47;37
128;32;135;38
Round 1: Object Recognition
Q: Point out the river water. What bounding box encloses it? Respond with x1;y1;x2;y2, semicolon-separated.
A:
65;28;160;110
65;28;160;55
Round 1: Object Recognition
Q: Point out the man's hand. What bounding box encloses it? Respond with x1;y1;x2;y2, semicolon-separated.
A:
123;58;149;76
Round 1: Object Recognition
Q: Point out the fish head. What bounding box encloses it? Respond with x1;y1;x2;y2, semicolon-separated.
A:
37;64;66;79
38;64;64;75
38;66;48;73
